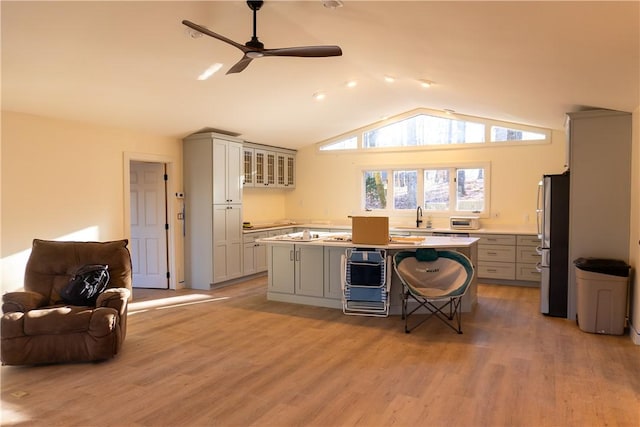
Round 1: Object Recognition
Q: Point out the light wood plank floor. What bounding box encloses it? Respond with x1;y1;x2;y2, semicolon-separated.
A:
2;276;639;427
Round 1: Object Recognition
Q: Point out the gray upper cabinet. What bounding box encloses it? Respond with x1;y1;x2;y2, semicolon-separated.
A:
213;138;243;204
244;142;296;189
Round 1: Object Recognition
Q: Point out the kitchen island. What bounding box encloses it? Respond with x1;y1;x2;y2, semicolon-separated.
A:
259;232;479;315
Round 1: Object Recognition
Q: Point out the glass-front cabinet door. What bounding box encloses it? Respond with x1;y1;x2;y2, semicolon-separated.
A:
265;151;276;186
276;153;286;187
254;149;266;186
243;148;255;187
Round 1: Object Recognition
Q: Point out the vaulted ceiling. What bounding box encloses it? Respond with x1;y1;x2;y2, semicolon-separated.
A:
2;1;638;149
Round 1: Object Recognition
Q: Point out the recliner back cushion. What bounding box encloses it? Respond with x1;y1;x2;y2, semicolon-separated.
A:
23;239;132;305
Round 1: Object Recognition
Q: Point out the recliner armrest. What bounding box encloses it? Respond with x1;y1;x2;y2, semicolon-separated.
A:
2;291;47;313
96;288;131;315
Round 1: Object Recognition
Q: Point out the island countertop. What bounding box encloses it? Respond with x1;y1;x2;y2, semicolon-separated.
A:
257;231;479;249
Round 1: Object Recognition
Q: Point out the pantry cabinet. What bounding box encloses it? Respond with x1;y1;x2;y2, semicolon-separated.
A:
183;132;244;289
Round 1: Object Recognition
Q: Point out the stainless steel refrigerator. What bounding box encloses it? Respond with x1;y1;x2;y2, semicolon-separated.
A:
536;172;570;317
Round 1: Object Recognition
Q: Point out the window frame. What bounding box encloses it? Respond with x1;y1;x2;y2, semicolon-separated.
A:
361;162;491;218
317;108;551;153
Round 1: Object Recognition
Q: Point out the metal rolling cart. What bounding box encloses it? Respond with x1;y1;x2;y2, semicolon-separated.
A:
341;248;391;317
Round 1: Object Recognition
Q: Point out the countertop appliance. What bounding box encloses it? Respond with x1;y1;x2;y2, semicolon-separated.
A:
537;172;570;317
449;216;480;230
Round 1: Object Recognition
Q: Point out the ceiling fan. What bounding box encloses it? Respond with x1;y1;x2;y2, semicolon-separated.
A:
183;0;343;74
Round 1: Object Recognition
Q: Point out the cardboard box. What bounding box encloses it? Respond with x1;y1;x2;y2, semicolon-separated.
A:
351;216;389;245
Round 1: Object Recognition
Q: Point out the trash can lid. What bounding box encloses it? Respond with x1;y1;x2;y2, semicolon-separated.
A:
573;257;630;277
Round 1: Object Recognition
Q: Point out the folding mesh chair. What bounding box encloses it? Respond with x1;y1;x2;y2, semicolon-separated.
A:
393;248;474;334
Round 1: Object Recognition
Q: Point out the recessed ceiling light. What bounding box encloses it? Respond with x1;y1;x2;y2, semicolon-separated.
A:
384;75;395;83
346;80;357;88
313;91;326;101
197;63;223;80
419;79;433;88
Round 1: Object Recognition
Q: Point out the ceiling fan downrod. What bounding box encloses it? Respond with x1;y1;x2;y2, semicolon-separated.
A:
247;1;264;50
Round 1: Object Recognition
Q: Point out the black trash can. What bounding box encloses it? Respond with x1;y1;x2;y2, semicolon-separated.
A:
574;258;630;335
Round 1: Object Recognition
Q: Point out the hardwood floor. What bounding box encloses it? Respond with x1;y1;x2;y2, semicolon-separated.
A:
2;276;639;427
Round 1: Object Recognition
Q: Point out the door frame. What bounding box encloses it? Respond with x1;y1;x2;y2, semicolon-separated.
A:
123;152;179;290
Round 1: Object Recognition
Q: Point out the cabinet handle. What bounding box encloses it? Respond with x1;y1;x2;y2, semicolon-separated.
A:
290;250;294;261
487;269;497;272
487;251;498;255
295;250;300;261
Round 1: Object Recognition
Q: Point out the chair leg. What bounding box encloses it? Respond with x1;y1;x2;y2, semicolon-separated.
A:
404;295;464;334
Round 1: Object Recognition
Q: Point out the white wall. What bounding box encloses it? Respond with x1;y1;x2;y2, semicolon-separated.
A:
242;188;288;225
1;111;183;293
284;129;566;228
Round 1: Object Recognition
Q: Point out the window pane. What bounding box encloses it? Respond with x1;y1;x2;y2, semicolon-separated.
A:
491;126;545;142
423;169;450;211
363;114;485;148
421;115;484;144
393;170;417;209
364;171;387;210
320;136;358;151
363;117;419;148
456;168;484;212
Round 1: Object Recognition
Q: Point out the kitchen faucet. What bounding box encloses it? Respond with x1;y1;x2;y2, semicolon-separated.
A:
416;206;423;228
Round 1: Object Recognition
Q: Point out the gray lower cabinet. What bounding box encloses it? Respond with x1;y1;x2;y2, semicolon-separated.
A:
473;233;540;284
268;244;324;297
475;234;516;280
323;246;345;300
243;232;268;275
515;235;541;282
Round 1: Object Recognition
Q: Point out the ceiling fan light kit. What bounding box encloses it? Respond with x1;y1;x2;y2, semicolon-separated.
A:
183;0;342;75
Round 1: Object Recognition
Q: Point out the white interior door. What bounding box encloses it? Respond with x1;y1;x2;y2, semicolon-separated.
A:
130;161;168;288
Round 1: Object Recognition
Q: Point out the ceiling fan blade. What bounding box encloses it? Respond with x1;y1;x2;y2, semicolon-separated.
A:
182;20;249;53
226;56;254;74
262;45;343;58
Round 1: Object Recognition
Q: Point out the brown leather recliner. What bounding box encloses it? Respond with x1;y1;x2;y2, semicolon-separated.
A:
1;239;133;365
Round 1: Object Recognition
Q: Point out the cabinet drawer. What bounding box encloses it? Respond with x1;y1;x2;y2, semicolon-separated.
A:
474;234;516;246
478;262;516;280
516;246;540;263
243;231;268;244
516;264;541;282
478;246;516;262
517;235;540;247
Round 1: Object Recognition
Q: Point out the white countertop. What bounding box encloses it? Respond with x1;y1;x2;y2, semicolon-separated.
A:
258;231;479;249
244;223;537;236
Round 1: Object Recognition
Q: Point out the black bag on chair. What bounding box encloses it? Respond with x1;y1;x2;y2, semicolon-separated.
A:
60;264;110;306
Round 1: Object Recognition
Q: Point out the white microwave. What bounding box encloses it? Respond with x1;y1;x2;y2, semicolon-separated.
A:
450;216;480;230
